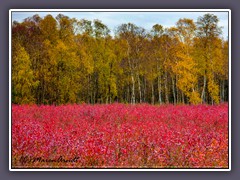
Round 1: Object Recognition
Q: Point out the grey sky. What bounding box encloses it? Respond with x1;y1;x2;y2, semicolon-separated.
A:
11;11;229;39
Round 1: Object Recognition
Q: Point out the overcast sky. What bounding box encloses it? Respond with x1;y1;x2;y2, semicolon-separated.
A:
11;11;229;39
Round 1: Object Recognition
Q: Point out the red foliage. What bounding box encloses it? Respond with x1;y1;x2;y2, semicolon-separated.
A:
12;103;229;168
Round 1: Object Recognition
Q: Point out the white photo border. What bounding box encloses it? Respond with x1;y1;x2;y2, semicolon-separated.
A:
9;9;231;171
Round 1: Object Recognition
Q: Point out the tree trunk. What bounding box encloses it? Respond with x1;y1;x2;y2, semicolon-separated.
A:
138;74;142;103
93;91;96;104
151;81;154;104
143;77;146;103
176;76;179;104
106;95;108;104
131;74;135;104
165;72;169;104
172;76;176;105
42;79;45;104
201;75;206;103
127;85;130;103
182;91;185;104
157;75;162;104
222;80;225;102
87;75;90;104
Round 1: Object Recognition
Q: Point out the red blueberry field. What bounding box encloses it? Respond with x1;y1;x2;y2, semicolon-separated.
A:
11;103;229;168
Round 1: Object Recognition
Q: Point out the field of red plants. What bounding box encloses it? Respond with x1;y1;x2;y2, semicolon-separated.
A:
12;103;229;168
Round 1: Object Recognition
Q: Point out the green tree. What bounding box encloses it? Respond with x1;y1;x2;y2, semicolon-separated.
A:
173;18;201;104
196;13;223;104
12;43;38;104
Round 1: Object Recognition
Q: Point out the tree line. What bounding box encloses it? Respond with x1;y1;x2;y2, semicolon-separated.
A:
12;13;229;105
